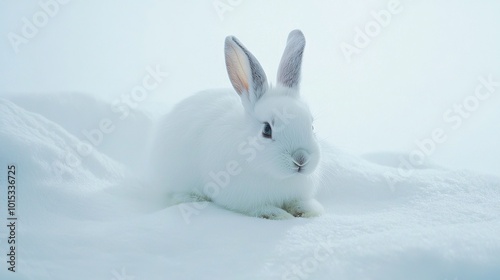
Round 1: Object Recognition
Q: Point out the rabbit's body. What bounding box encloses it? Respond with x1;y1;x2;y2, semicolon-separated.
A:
152;30;324;219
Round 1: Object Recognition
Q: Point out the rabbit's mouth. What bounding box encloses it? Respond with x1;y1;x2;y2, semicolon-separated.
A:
290;149;316;175
295;166;313;175
292;162;315;175
293;161;307;174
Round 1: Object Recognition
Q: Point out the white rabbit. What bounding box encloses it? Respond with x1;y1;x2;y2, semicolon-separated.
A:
151;30;324;219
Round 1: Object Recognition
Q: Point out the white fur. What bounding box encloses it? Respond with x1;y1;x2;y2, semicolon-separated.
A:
150;30;324;219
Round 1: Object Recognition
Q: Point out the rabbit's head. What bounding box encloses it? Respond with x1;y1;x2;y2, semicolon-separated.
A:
225;30;320;179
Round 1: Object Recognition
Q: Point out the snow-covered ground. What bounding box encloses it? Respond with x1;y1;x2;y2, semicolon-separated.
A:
1;1;500;279
1;95;499;280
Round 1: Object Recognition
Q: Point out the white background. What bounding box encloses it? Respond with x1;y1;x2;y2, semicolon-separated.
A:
1;0;499;175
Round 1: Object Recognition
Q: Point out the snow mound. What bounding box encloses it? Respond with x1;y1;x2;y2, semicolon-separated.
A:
0;96;499;280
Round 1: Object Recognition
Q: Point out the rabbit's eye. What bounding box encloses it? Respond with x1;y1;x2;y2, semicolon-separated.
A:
262;122;272;139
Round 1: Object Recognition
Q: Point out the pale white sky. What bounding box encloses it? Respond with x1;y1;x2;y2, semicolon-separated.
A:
1;0;499;175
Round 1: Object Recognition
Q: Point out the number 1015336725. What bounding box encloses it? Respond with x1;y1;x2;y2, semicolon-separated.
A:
7;165;16;217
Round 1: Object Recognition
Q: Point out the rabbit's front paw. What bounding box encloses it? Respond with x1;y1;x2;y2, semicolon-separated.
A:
285;199;324;218
250;206;294;220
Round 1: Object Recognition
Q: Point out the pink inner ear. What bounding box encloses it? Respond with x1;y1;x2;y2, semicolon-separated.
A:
226;44;250;95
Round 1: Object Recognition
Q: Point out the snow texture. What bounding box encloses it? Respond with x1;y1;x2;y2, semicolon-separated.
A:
1;94;499;280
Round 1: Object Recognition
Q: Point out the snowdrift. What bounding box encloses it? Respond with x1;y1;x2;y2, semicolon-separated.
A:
0;95;499;280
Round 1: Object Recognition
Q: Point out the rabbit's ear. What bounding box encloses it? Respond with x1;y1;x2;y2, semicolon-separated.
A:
225;36;268;109
277;30;305;91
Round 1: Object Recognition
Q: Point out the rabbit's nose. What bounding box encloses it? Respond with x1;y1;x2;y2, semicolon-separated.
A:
292;149;310;167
